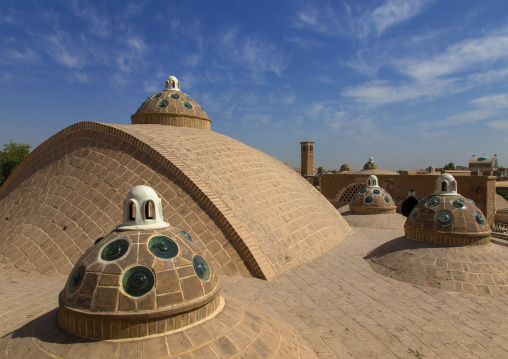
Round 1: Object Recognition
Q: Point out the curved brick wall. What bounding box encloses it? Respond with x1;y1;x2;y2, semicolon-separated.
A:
0;122;352;279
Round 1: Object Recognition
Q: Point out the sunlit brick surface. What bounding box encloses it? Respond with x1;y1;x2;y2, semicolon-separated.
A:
0;122;352;280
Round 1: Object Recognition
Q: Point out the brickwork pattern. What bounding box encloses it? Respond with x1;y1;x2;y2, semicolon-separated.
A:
0;297;317;359
221;227;508;358
61;228;218;313
367;237;508;298
0;123;250;278
350;187;397;214
111;124;353;279
0;122;352;280
406;193;491;246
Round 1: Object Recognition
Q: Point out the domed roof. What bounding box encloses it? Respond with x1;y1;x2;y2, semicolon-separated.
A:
131;76;211;129
363;157;378;170
350;175;396;214
339;164;351;172
59;186;220;339
405;174;491;246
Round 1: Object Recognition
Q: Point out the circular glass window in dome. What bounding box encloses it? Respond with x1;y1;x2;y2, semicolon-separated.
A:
101;239;129;261
148;236;178;259
157;100;169;108
425;198;440;208
185;94;194;102
419;197;426;203
151;92;163;99
451;199;466;209
468;199;475;205
139;100;146;108
373;189;381;195
364;196;373;204
384;196;391;203
68;265;85;294
183;102;193;109
170;93;180;99
178;230;193;242
474;212;485;225
436;210;454;226
193;255;210;281
122;266;154;297
360;188;368;194
409;209;418;221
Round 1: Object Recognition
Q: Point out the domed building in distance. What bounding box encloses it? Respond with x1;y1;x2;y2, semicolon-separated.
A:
350;175;396;214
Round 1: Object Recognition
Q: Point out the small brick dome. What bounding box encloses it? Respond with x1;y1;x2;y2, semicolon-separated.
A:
350;175;396;214
363;157;378;170
405;174;491;246
131;76;211;129
58;186;220;339
339;164;351;172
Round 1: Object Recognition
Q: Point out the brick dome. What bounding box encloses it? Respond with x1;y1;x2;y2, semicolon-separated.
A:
405;174;491;246
131;76;211;129
350;175;396;214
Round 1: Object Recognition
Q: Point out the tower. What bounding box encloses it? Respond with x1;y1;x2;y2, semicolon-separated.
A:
300;141;314;177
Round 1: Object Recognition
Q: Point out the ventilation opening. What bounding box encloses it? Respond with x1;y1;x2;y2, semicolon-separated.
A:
145;200;155;220
442;181;448;191
129;202;136;220
401;197;418;217
338;183;366;203
452;181;456;191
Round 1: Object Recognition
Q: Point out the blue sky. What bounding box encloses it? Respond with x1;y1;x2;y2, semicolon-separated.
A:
1;0;507;171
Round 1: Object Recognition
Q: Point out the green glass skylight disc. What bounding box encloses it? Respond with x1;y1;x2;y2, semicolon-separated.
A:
436;210;454;226
170;93;180;99
373;189;381;195
452;199;466;209
148;236;178;259
151;92;162;99
122;266;154;297
426;198;440;208
474;212;485;225
183;102;193;109
157;100;169;108
101;239;129;261
384;196;391;203
365;196;373;204
193;255;210;281
178;230;193;242
68;265;85;294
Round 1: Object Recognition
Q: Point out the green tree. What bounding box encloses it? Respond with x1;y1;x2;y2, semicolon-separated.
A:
0;140;31;187
443;162;455;170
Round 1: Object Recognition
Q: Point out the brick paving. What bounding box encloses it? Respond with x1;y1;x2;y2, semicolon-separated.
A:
1;226;508;358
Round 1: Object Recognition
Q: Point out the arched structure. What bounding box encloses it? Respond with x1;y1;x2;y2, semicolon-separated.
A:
0;122;352;280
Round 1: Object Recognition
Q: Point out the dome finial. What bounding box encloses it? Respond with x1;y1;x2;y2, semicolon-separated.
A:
117;185;170;230
165;75;181;92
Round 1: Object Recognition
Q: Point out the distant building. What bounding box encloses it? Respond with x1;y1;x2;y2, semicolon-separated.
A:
469;156;498;174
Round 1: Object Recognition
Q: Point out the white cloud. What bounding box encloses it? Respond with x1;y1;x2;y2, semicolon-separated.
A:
372;0;430;35
422;92;508;129
488;120;508;130
1;48;39;64
399;34;508;82
68;0;110;39
42;31;85;69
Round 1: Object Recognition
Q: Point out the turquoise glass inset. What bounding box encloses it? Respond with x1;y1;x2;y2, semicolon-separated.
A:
468;199;475;205
418;197;426;203
68;265;85;294
409;209;418;221
384;196;391;203
193;255;210;281
170;93;180;99
436;210;454;226
365;196;373;204
148;236;178;259
452;199;466;209
157;100;169;108
101;239;129;261
178;230;193;242
185;94;194;101
183;102;193;109
474;212;485;225
122;266;154;297
360;188;368;194
426;198;440;208
373;189;381;195
151;92;162;99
